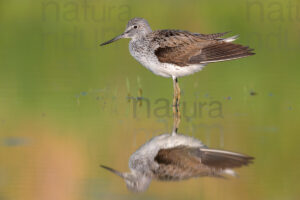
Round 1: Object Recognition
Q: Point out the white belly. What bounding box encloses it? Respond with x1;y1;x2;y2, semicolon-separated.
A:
129;41;206;78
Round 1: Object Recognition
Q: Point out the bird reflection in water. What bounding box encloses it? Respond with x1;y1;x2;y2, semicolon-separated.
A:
101;101;254;193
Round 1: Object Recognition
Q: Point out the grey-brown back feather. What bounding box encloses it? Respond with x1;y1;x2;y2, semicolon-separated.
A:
152;30;254;67
153;146;254;181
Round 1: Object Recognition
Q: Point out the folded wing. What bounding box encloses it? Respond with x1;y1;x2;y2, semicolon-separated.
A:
153;30;254;67
153;145;254;181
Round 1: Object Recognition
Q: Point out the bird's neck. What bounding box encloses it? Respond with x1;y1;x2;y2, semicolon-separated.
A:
144;26;152;35
132;27;152;41
131;33;150;42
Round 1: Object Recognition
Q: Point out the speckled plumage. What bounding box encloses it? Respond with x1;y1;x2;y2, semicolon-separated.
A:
130;30;254;77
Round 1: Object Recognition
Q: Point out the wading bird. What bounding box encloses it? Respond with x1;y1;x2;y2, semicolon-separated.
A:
100;18;255;110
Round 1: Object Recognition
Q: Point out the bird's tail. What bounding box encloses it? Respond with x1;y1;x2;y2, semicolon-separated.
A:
199;148;254;178
190;41;255;64
200;148;254;169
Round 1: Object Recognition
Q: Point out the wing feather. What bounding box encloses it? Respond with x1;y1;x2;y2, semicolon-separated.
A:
152;30;254;66
153;145;254;181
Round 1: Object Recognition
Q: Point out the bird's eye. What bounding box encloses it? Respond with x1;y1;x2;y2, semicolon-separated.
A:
133;25;138;29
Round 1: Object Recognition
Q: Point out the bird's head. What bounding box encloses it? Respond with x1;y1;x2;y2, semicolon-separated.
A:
100;165;151;193
100;17;152;46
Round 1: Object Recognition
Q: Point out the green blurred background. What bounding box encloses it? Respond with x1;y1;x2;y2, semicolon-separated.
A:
0;0;299;199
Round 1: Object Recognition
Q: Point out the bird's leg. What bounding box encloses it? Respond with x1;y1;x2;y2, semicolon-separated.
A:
172;76;177;114
172;77;180;112
172;77;181;136
172;107;181;136
175;78;181;113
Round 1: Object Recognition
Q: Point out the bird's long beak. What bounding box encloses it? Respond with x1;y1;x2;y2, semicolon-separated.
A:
100;33;124;46
100;165;125;178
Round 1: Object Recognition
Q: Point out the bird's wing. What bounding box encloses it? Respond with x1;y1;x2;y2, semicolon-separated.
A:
152;145;254;181
151;30;255;67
